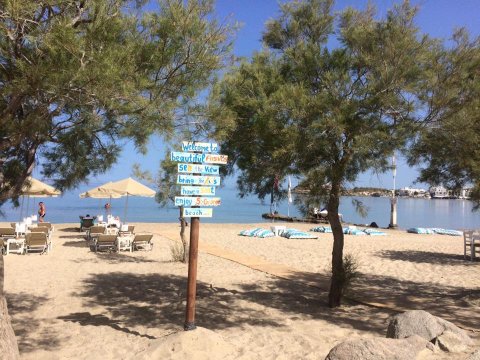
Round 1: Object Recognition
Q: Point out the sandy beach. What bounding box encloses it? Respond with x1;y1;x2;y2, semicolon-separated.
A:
2;222;479;359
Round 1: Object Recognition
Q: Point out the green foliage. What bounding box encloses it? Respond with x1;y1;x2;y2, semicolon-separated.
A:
337;253;361;296
407;31;480;205
209;0;466;306
170;240;187;263
0;0;233;204
211;0;438;200
155;147;180;207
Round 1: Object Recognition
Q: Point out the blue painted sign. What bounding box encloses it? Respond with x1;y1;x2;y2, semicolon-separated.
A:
181;141;219;153
180;186;216;196
175;197;221;207
183;208;213;217
177;163;219;175
177;175;220;186
170;152;228;165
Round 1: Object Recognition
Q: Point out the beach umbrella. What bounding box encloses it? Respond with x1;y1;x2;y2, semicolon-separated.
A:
79;182;122;214
20;177;61;220
98;177;155;222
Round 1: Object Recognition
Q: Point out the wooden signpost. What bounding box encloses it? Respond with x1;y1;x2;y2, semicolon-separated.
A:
171;141;227;331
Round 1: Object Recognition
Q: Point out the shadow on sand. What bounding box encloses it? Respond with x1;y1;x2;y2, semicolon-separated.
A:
70;252;159;264
69;272;393;335
6;292;62;354
377;249;478;265
350;272;480;331
58;227;79;233
58;312;156;339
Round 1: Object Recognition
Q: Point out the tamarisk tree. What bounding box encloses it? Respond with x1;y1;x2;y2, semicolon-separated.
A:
209;0;469;307
0;0;232;355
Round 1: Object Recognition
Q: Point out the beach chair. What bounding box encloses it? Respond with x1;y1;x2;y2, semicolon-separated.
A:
24;232;50;254
79;216;96;232
464;230;480;261
94;234;117;252
37;222;54;234
87;225;106;242
0;227;16;239
118;225;135;236
132;234;153;251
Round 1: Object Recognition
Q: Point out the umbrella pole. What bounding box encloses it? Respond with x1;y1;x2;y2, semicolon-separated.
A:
124;194;128;223
26;195;30;217
19;195;25;221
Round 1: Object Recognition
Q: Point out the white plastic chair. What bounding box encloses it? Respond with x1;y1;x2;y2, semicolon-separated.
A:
464;230;480;261
15;223;26;237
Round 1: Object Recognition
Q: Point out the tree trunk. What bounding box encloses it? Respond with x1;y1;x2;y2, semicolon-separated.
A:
0;254;20;359
327;180;345;308
179;206;187;263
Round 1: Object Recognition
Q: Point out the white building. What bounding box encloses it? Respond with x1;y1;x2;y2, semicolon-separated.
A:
398;187;428;197
429;186;450;199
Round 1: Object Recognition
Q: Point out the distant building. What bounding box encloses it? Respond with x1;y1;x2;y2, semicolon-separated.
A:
454;187;472;199
429;186;450;199
398;187;428;197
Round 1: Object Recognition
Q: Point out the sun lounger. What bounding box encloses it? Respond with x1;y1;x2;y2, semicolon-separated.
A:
87;225;106;242
94;234;117;252
25;232;50;254
79;216;96;232
0;227;16;239
37;222;54;234
281;229;318;239
132;234;153;251
239;228;275;238
118;225;135;236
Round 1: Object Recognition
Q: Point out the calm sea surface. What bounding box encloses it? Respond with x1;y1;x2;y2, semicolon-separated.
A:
3;186;480;230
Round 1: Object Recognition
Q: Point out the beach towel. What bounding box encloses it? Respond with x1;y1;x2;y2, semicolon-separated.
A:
281;228;318;239
363;228;387;236
310;226;332;233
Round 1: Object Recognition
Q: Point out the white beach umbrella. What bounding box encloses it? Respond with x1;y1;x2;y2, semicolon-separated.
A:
79;182;122;214
19;177;61;220
98;177;156;222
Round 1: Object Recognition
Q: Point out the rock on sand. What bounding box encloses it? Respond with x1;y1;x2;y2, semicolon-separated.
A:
324;335;429;360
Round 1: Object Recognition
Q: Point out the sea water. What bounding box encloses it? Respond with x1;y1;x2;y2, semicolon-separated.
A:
3;186;480;230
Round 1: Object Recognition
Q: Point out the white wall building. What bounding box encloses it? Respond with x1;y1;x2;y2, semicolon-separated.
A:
398;187;428;197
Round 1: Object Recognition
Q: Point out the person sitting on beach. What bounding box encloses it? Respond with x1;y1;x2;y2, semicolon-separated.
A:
313;207;319;219
38;202;46;223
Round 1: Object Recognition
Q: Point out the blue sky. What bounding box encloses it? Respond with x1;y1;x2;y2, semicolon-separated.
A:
35;0;480;192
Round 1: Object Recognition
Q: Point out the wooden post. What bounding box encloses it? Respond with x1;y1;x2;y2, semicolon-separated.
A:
184;215;200;330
